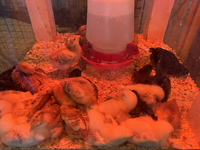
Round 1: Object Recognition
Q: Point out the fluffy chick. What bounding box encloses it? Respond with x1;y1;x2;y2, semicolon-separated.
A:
120;87;138;112
75;25;87;46
96;98;128;119
132;65;153;84
53;83;77;107
131;63;171;103
149;48;188;77
120;84;164;120
0;100;13;117
154;99;181;130
87;108;133;146
121;84;165;105
152;72;171;103
61;77;98;108
16;61;35;75
121;116;174;147
129;90;158;120
49;35;81;73
1;116;39;147
0;113;15;137
96;88;138;122
60;104;88;139
28;89;52;118
29;104;63;139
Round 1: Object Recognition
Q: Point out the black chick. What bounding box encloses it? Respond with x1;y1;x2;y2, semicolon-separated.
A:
0;65;37;92
132;64;171;103
129;90;157;121
132;64;153;84
150;48;188;77
152;72;171;103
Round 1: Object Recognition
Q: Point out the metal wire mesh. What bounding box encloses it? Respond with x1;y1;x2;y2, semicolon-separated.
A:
0;0;36;73
51;0;87;33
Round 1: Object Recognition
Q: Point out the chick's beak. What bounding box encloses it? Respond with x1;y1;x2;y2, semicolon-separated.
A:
75;35;81;43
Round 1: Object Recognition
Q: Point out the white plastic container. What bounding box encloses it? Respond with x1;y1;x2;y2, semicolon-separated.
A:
86;0;135;54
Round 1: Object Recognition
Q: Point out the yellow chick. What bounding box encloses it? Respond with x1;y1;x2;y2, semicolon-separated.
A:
1;116;40;147
0;113;15;137
49;35;81;73
29;104;63;139
121;84;165;105
97;98;128;119
120;87;138;112
0;100;13;117
121;116;174;147
87;108;133;146
96;88;137;122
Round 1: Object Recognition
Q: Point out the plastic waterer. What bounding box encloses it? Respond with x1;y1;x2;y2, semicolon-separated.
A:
87;0;135;54
81;0;139;70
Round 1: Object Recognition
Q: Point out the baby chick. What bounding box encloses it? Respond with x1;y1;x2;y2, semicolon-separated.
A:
132;65;153;84
120;84;164;120
11;69;37;94
61;77;98;108
49;35;81;74
121;116;174;147
60;104;88;139
1;116;39;147
0;100;13;117
87;108;133;146
97;98;128;119
28;89;52;118
154;99;181;130
0;113;15;137
152;72;171;103
91;87;137;123
149;48;188;77
16;61;35;75
52;83;77;107
75;25;87;46
121;84;165;105
131;62;171;103
120;87;138;112
29;104;63;139
129;90;158;120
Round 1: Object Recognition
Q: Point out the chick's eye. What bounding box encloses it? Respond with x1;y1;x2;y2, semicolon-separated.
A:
73;38;76;41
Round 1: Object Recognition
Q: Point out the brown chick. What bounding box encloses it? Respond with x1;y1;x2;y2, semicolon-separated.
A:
16;61;35;75
52;83;77;107
49;35;81;74
75;25;87;46
154;99;181;130
60;104;88;139
28;89;52;118
61;77;98;108
29;104;63;139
